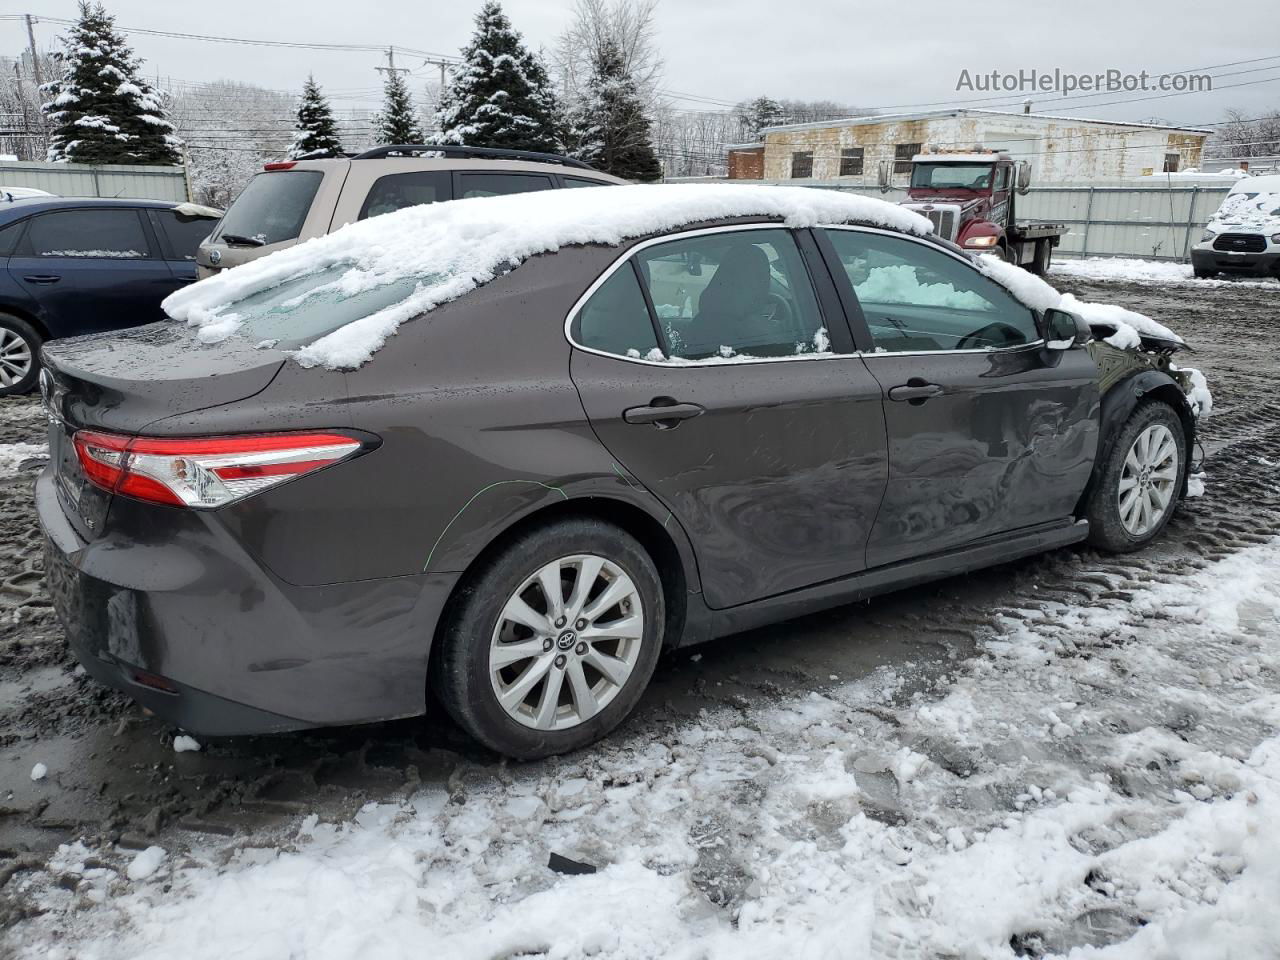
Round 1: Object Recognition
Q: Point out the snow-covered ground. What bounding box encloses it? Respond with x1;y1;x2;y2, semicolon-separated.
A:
11;530;1280;960
1051;257;1279;288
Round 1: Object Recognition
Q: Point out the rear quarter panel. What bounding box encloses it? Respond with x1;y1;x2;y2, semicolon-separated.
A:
165;245;696;589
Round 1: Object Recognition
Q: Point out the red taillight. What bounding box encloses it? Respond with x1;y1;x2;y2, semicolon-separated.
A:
73;430;364;509
263;161;297;171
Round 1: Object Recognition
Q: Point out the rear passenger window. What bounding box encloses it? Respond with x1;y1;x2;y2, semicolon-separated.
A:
458;173;554;199
635;229;828;361
26;209;151;259
561;177;607;188
826;229;1039;352
152;209;217;260
0;219;24;257
572;266;661;359
359;171;453;220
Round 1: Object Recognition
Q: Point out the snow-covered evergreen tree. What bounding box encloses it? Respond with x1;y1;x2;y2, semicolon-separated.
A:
565;38;660;181
374;72;423;145
436;1;558;152
40;1;181;165
288;75;343;160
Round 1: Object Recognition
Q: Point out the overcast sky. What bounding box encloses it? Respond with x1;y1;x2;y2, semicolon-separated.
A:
11;0;1280;128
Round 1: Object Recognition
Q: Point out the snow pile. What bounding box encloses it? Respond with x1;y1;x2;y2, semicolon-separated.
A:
1051;257;1279;288
1209;191;1280;232
29;762;47;782
12;536;1280;960
172;735;201;754
854;263;993;311
162;184;931;369
125;847;166;882
0;442;49;477
977;252;1186;348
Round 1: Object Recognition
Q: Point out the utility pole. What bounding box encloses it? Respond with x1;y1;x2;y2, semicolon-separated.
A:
375;47;411;79
24;15;43;91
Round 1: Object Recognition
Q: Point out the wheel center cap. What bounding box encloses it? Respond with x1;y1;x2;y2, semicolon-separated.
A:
556;631;577;650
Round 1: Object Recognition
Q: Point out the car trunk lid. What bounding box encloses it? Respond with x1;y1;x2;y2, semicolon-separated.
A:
41;323;288;540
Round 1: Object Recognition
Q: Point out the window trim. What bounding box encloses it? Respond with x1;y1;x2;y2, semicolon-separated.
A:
817;225;1046;357
563;223;853;368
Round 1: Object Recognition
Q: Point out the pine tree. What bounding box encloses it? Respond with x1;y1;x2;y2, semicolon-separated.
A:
435;1;558;152
566;39;661;182
288;75;343;160
738;96;784;140
41;1;181;165
374;72;423;145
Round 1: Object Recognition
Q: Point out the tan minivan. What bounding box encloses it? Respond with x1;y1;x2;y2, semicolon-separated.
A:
196;145;626;278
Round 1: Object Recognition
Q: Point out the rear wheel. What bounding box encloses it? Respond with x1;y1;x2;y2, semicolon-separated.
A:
1028;240;1052;276
0;314;41;397
1086;400;1187;552
435;518;664;759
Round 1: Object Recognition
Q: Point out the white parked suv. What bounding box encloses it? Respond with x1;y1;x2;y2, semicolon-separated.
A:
1190;174;1280;279
196;145;626;278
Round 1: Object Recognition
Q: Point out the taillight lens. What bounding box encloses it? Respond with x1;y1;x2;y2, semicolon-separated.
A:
73;430;364;509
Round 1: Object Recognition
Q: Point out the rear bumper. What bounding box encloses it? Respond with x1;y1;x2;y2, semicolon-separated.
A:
1190;248;1280;276
38;467;459;736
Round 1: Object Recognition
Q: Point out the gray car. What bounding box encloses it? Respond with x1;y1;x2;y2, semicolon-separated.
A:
39;186;1199;759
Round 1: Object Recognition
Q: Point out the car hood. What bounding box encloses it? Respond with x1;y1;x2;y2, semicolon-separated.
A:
41;322;287;433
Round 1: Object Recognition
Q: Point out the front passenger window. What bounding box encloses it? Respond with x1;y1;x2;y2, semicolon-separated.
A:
826;229;1039;352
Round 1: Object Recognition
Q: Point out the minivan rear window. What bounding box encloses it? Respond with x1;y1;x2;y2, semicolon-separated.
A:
214;170;323;246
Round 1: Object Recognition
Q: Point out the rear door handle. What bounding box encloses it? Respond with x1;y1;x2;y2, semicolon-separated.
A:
23;275;61;284
623;398;705;428
888;381;945;403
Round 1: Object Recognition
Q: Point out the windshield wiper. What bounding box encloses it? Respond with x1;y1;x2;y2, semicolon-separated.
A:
220;233;267;247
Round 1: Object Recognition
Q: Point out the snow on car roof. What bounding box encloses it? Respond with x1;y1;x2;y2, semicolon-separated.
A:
162;183;932;369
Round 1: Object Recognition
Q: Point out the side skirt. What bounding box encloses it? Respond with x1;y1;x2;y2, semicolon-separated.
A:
692;518;1089;643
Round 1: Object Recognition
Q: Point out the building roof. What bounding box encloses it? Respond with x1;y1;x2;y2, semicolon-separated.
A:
759;108;1212;137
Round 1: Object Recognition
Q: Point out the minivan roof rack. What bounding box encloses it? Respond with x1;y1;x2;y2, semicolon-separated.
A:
350;143;596;170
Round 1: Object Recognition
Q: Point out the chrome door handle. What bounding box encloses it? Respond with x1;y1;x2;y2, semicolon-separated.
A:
23;275;61;284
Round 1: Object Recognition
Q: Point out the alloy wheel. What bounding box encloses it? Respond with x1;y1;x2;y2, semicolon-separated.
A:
0;328;33;388
1118;423;1178;537
489;553;644;731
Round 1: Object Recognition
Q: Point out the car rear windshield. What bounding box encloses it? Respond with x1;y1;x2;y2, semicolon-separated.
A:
219;265;423;349
214;170;323;246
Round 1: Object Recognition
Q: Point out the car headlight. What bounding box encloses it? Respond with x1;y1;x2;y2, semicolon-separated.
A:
1200;230;1215;242
964;235;999;248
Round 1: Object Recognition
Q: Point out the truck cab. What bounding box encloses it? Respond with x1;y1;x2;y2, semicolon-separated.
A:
880;150;1067;274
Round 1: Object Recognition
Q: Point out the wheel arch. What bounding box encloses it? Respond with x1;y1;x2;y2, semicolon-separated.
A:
430;492;700;675
0;303;50;341
1078;369;1196;514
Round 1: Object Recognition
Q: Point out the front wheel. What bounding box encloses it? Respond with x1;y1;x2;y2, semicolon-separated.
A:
434;518;664;759
1028;240;1052;276
1085;400;1187;552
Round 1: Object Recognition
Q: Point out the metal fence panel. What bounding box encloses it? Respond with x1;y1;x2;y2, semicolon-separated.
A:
691;179;1237;261
0;161;190;202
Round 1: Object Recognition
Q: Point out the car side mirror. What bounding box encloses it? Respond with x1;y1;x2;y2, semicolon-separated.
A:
1015;160;1032;195
1043;307;1089;350
877;160;892;193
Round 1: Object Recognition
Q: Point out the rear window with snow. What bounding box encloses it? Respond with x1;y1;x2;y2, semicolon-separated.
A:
217;266;422;349
214;171;322;246
27;208;151;259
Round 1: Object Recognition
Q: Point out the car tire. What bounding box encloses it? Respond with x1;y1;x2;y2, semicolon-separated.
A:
1085;400;1188;553
1028;241;1052;276
434;517;665;759
1192;265;1215;279
0;313;42;397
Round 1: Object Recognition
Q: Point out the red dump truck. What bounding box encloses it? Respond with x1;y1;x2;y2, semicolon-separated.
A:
879;150;1068;274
